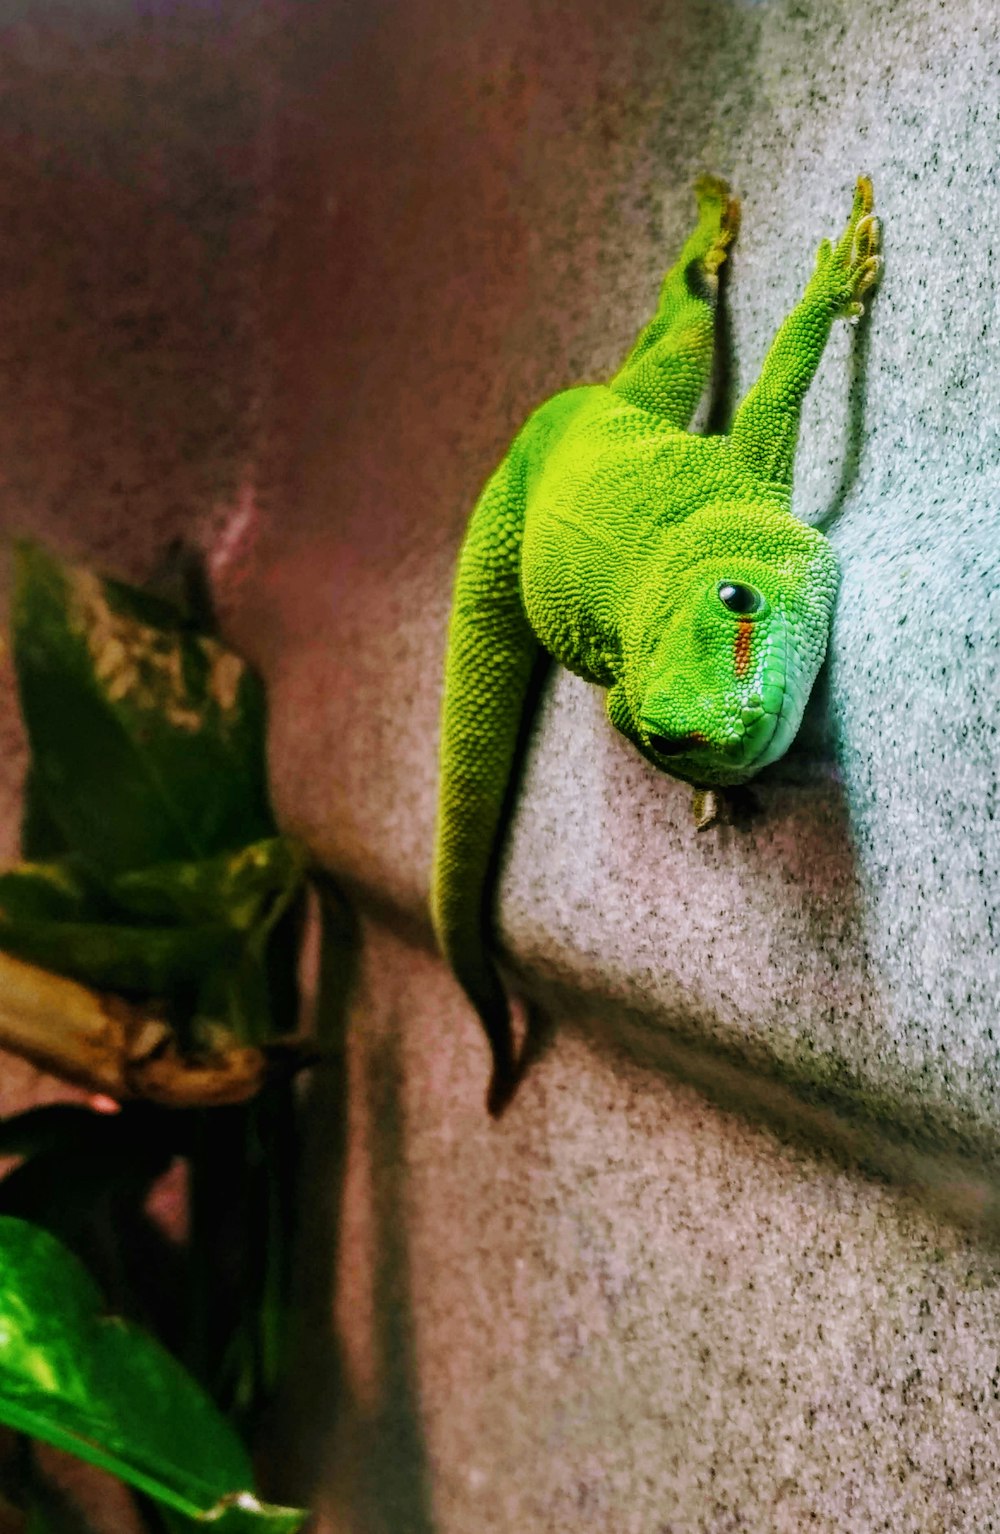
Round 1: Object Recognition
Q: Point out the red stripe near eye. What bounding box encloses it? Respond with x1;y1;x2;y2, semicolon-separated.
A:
733;620;753;679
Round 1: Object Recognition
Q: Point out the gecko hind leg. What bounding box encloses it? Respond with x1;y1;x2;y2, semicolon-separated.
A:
610;175;740;428
729;175;881;487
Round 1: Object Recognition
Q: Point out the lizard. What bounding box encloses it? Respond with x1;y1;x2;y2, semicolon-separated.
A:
431;174;881;1113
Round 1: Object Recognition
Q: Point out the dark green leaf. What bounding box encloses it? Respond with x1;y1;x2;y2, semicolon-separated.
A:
22;1505;46;1534
0;919;236;995
0;863;102;925
193;898;305;1052
0;1219;306;1532
23;1491;70;1534
20;769;70;863
111;840;306;933
12;543;274;879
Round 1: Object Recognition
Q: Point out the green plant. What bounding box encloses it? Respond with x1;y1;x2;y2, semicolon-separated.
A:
0;541;313;1531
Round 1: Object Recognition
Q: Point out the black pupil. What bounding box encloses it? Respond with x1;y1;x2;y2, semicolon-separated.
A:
718;582;760;615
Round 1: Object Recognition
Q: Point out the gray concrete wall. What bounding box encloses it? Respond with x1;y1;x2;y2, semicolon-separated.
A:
1;0;999;1529
279;921;1000;1532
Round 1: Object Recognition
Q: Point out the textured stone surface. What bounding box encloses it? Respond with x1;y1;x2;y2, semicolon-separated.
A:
277;921;1000;1534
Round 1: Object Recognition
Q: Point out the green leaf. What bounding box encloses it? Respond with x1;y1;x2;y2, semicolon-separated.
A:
126;538;219;636
111;839;306;933
0;841;305;1011
0;863;99;924
0;1219;307;1532
23;1504;53;1534
20;768;71;863
12;543;274;879
0;918;236;995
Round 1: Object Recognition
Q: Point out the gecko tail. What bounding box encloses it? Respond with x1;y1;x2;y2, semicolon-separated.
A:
431;455;541;1114
483;989;522;1118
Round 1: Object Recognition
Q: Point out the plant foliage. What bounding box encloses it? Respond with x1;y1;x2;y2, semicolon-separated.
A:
0;542;311;1530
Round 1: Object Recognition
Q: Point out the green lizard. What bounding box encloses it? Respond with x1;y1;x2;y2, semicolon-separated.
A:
432;175;881;1112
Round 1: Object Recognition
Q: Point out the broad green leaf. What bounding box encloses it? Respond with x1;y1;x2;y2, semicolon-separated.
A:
0;1219;306;1532
12;543;274;880
19;768;70;862
0;842;305;1023
192;891;305;1050
0;863;99;924
111;839;306;933
0;918;236;995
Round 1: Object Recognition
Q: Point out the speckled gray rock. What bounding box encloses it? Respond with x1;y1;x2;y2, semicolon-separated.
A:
2;0;1000;1527
275;921;1000;1534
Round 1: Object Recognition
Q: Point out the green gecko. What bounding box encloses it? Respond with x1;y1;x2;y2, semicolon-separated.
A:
431;175;881;1112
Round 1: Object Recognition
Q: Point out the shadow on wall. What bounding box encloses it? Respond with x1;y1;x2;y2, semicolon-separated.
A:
352;1015;437;1534
815;302;877;535
269;886;436;1534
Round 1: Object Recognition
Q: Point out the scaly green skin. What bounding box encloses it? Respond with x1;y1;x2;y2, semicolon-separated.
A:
432;176;881;1110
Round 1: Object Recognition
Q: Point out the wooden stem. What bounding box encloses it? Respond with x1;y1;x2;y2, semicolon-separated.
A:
0;950;267;1107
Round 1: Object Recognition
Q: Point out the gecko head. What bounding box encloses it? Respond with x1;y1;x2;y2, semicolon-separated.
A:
625;504;839;786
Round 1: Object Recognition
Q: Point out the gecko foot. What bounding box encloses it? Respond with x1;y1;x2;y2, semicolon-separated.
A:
690;175;741;283
811;174;882;320
691;783;761;831
692;786;721;830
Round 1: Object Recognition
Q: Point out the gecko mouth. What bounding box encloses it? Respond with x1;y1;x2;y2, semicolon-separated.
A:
738;701;784;771
642;620;814;784
647;732;704;757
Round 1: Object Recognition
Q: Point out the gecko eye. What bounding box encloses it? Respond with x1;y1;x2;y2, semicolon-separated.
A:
718;581;764;615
